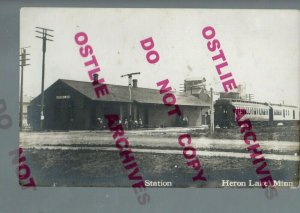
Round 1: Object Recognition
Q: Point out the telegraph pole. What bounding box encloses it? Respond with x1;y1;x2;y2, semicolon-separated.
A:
210;88;214;134
35;27;54;130
120;72;141;118
19;47;30;130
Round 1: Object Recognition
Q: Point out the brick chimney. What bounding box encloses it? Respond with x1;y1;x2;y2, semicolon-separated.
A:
93;73;99;82
133;79;138;88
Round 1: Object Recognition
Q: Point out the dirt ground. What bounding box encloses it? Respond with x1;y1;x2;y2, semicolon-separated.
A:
192;125;300;142
21;148;299;188
18;124;300;188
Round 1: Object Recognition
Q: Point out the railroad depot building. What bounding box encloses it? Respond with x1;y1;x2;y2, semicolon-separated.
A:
28;79;211;130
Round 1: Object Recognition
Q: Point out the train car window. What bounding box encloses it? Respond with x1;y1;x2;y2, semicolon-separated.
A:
293;110;295;119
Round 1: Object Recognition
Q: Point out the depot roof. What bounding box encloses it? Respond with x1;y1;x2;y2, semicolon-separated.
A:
59;79;210;107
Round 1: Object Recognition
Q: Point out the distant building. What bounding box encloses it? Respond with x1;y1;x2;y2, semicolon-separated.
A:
218;84;252;101
237;84;246;99
28;79;211;130
184;78;210;102
22;95;33;129
219;92;241;100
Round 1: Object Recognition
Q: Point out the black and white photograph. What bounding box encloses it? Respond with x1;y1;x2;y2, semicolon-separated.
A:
19;8;300;189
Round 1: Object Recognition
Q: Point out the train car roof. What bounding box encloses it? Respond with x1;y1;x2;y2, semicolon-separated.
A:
215;98;268;106
216;98;298;108
269;103;298;108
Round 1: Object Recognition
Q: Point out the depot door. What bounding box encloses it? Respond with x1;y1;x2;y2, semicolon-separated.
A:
293;110;295;119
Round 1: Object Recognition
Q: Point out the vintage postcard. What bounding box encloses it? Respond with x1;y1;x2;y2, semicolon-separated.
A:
19;8;299;192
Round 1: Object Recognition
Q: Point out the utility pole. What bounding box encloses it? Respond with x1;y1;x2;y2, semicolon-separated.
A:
19;47;30;130
35;27;54;130
120;72;141;118
210;87;214;134
246;93;254;101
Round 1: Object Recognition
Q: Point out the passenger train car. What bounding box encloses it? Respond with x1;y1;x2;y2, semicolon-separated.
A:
214;99;300;128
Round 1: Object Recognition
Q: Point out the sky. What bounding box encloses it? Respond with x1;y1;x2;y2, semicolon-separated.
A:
20;8;300;106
